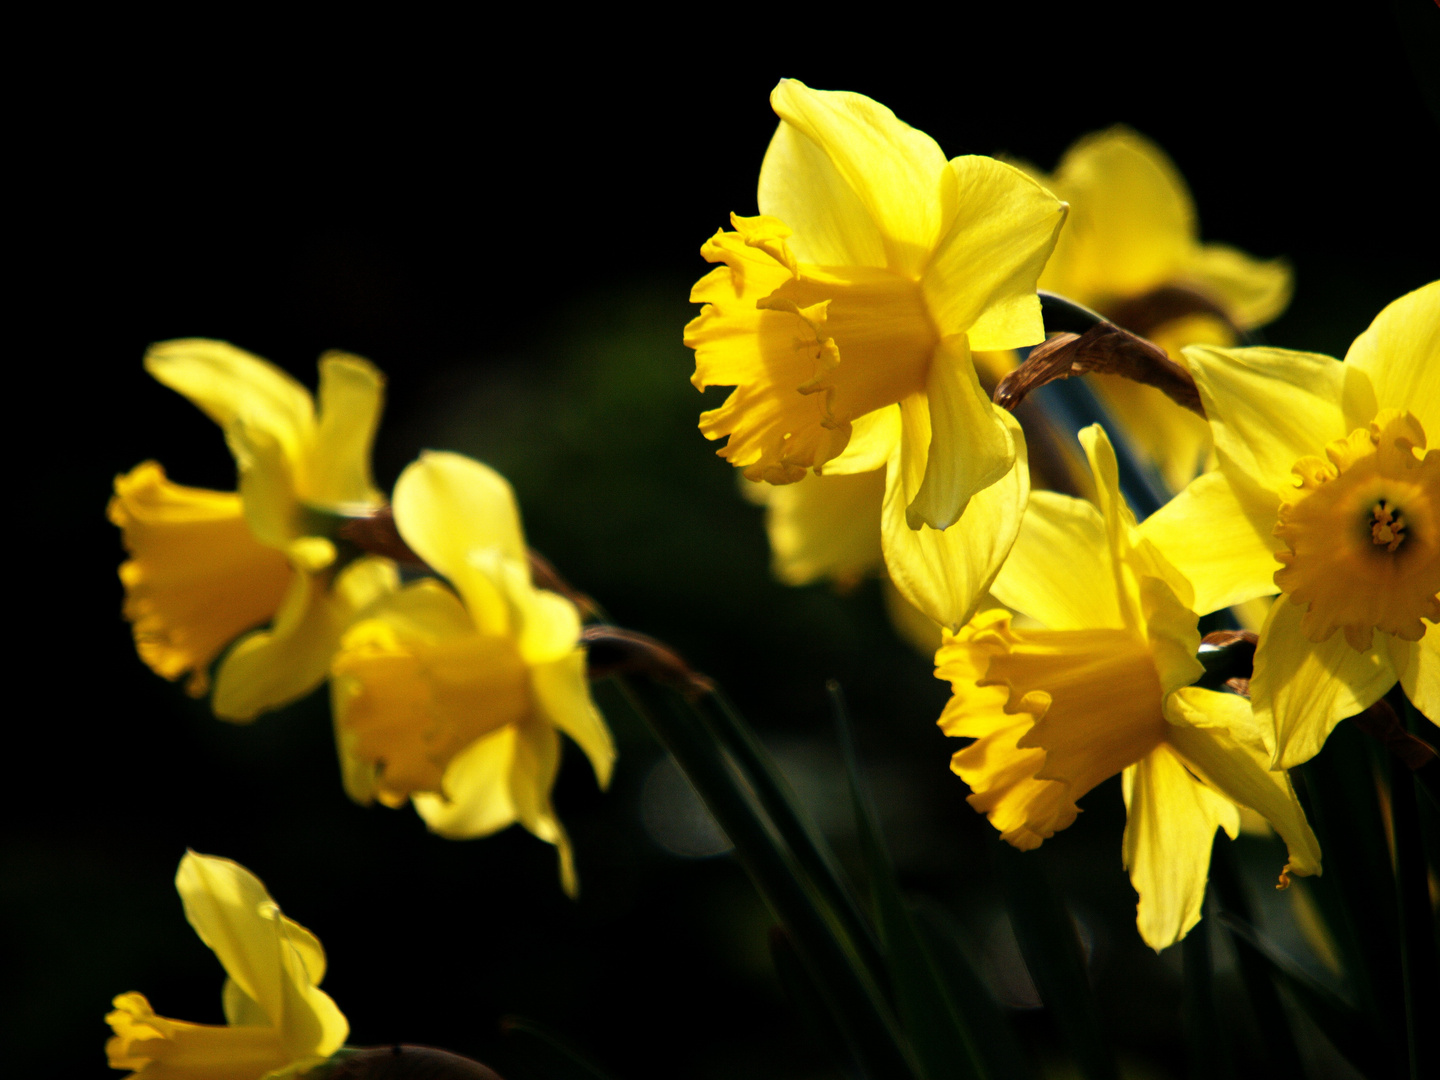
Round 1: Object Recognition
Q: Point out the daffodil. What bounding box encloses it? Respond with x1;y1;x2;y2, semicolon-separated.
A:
938;425;1320;950
106;852;347;1080
1142;281;1439;768
686;79;1065;628
110;340;397;721
1031;128;1292;492
329;452;615;896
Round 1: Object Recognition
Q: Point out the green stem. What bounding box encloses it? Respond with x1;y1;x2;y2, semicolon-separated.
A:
693;689;888;984
615;676;920;1080
1209;843;1303;1078
1386;755;1439;1080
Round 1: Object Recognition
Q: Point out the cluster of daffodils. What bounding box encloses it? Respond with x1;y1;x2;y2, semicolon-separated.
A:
106;76;1434;1080
694;80;1436;951
111;341;615;896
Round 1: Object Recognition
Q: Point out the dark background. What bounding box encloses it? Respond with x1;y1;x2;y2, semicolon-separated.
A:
10;3;1439;1077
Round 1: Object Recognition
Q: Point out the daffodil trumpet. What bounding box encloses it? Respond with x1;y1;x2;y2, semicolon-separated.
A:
110;340;398;722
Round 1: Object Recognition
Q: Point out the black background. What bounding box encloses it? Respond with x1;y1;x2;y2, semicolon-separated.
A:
10;3;1439;1077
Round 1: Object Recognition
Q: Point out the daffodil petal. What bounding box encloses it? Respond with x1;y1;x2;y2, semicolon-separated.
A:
1122;745;1239;951
515;586;583;666
759;469;885;586
145;339;314;464
1139;471;1281;614
820;404;900;475
1252;598;1397;768
769;79;946;275
883;407;1028;629
1036;127;1194;303
226;415;301;550
923;157;1065;348
392;451;527;585
306;352;385;509
1344;280;1440;441
1184;244;1293;330
414;724;521;837
213;557;397;722
990;490;1124;631
905;336;1014;530
1166;689;1321;880
1393;627;1439;726
1184;344;1369;496
175;853;292;1027
758;106;886;268
533;650;616;788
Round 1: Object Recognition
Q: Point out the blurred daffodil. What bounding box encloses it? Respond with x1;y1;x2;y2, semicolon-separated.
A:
110;340;397;720
938;425;1319;950
1031;128;1292;492
330;452;615;896
107;851;347;1080
1143;281;1439;768
687;79;1065;628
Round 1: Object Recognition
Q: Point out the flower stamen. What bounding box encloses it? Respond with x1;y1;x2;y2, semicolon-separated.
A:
1371;501;1405;552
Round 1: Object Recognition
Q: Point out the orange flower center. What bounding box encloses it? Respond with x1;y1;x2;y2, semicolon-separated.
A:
1274;411;1440;650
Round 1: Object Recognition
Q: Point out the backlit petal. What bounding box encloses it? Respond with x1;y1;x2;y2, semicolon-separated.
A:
753;468;885;586
991;490;1123;631
884;405;1027;629
1036;127;1193;305
1139;471;1281;614
1184;344;1365;496
533;650;616;789
906;335;1015;530
758;110;886;268
304;352;386;509
392;451;527;586
1184;244;1292;330
769;79;946;276
1393;628;1439;726
1122;745;1238;951
1166;689;1321;882
923;157;1065;348
145;339;314;467
1344;280;1440;441
1252;598;1396;768
820;404;900;475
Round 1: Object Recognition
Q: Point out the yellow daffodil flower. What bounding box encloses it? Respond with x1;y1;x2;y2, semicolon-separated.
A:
938;425;1320;950
329;452;615;896
1031;128;1292;492
1142;281;1439;768
686;79;1066;628
110;340;398;721
107;851;347;1079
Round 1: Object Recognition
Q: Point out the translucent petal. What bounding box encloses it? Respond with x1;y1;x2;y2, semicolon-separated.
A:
1184;244;1292;330
756;469;885;586
906;335;1015;530
1344;279;1440;442
1036;127;1194;304
1252;598;1397;768
532;650;616;789
820;404;900;475
1393;627;1438;727
1122;746;1238;951
769;79;947;276
304;353;385;509
226;415;300;551
990;490;1123;631
1184;344;1363;497
145;339;314;467
392;451;527;585
414;724;522;838
923;157;1065;348
758;111;886;268
883;405;1028;629
1167;689;1322;881
1139;471;1281;614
